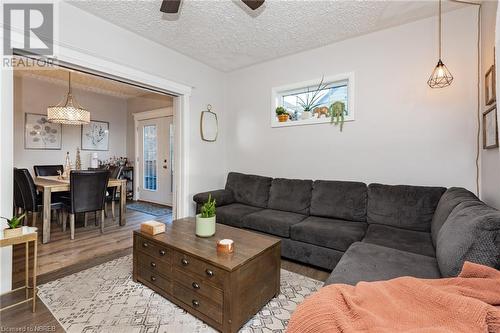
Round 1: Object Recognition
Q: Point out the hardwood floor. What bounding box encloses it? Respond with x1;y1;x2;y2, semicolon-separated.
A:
2;206;330;331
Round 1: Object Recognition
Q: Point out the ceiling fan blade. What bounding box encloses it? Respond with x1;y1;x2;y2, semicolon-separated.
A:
241;0;264;10
160;0;182;13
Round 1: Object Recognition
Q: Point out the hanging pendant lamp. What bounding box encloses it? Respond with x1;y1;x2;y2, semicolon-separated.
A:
47;72;90;125
427;0;453;88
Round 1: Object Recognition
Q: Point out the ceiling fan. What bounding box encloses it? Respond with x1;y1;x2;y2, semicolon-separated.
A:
160;0;265;14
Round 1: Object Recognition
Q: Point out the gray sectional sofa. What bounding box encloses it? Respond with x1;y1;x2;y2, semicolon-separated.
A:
193;172;500;285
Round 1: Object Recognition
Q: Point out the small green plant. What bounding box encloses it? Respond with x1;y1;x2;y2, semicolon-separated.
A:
200;195;216;218
1;213;26;229
275;106;288;116
329;101;346;131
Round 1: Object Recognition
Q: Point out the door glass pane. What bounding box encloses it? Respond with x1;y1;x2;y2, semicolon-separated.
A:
143;125;157;191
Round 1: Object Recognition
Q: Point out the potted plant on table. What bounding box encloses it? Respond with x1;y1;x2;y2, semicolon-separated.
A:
196;194;216;237
1;213;26;238
275;106;289;122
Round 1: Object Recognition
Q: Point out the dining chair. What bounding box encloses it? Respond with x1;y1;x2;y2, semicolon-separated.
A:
13;168;64;227
13;168;24;216
104;165;123;221
33;165;64;177
62;170;110;239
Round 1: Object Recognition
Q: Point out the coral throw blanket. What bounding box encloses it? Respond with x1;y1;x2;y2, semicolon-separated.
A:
287;262;500;333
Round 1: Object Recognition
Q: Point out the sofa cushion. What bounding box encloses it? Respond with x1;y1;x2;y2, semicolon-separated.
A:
291;216;367;252
310;180;367;222
430;187;479;247
363;224;435;257
242;209;307;238
436;201;500;277
225;172;272;208
216;203;263;228
367;183;446;232
267;178;313;214
325;242;441;286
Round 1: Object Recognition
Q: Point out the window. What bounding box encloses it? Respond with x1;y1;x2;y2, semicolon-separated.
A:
143;125;157;191
271;73;354;127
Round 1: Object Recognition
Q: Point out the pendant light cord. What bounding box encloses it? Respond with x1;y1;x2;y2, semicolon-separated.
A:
439;0;442;60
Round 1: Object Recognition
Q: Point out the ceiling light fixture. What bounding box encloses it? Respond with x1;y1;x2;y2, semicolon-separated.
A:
47;72;90;125
428;0;453;88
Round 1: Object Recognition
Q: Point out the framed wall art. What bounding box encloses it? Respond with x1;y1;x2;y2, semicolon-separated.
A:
483;105;498;149
485;64;496;106
81;120;109;151
24;113;62;150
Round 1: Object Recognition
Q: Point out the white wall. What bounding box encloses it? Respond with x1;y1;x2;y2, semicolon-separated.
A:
480;1;500;209
225;7;478;190
14;76;128;171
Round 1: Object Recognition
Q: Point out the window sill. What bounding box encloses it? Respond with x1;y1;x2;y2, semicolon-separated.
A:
271;117;354;128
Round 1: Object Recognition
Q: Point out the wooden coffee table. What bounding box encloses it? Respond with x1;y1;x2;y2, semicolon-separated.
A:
133;217;281;333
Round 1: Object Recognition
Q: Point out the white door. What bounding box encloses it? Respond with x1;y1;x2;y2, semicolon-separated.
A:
138;116;173;206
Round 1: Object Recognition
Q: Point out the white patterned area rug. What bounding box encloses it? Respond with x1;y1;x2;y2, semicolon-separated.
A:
38;255;323;333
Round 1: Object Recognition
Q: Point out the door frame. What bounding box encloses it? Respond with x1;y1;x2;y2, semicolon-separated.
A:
3;31;192;222
133;108;173;205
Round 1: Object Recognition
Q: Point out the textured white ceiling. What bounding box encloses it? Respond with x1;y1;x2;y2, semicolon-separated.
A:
68;0;465;72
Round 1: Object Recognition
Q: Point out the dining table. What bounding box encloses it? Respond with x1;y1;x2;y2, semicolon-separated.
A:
34;176;127;244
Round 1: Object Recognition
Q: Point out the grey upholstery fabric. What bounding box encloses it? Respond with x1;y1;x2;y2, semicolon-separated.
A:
225;172;272;208
367;183;446;232
325;242;441;286
242;209;307;238
310;180;367;222
363;224;435;257
430;187;479;246
215;203;263;228
436;201;500;277
281;238;344;270
267;178;313;214
291;216;367;251
193;189;234;212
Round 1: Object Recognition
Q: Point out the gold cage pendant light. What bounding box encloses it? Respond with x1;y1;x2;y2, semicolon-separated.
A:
428;0;453;88
47;72;90;125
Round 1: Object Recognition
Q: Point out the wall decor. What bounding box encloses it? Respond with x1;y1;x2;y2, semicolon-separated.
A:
483;105;498;149
24;113;62;150
200;104;218;142
81;120;109;151
485;65;496;106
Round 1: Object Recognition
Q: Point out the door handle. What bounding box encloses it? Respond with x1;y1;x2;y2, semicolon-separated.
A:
163;165;168;169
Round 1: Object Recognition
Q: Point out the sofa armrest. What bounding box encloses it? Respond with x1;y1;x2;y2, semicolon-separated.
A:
193;189;234;207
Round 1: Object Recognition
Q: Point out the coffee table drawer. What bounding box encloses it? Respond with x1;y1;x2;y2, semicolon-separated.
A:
173;283;223;324
135;235;172;263
137;264;171;293
174;268;223;305
137;251;172;279
174;252;226;286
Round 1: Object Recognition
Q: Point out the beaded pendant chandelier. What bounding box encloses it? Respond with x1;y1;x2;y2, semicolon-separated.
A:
47;72;90;125
427;0;453;88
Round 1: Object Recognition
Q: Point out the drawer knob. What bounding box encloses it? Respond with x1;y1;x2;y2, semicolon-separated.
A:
159;249;166;256
150;262;156;268
142;242;148;248
151;275;156;282
181;258;189;266
192;299;200;307
205;269;214;277
192;282;200;289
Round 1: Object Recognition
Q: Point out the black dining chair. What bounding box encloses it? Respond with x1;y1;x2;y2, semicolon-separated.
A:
62;170;110;239
14;168;64;227
13;168;25;216
104;165;123;221
33;165;64;177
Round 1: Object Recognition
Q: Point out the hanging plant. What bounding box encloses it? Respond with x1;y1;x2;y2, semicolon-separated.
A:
329;101;346;131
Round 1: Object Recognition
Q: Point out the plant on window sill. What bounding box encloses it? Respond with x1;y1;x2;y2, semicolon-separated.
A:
329;101;346;132
297;77;329;120
275;106;289;122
